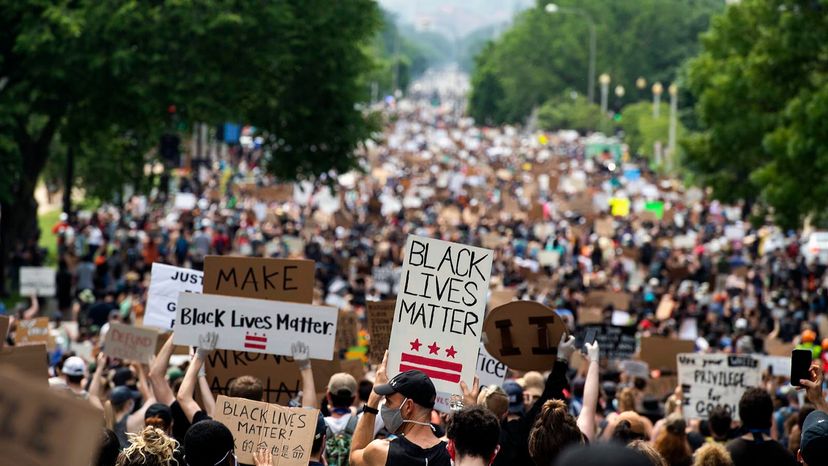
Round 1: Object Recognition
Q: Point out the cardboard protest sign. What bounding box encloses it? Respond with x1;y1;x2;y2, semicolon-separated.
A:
15;317;50;346
638;336;695;372
205;351;363;405
595;218;614;238
335;310;359;353
104;323;159;363
202;256;315;304
0;344;49;384
175;293;338;360
488;288;518;311
19;266;55;296
144;263;204;330
580;324;636;360
476;343;508;388
644;375;678;399
214;395;317;466
764;337;796;357
387;235;493;394
0;365;102;466
584;290;631;311
577;307;604;325
367;300;395;364
0;315;9;346
483;301;566;371
677;353;761;420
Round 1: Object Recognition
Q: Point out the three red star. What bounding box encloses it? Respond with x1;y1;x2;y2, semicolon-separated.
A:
410;338;422;351
428;342;440;355
445;346;457;358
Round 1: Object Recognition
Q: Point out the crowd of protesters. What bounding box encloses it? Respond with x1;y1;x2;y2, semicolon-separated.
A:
4;73;828;466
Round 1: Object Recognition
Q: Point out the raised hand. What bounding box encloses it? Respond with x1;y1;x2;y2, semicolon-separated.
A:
375;350;389;385
196;331;219;358
585;341;600;363
460;376;481;409
556;333;576;361
253;446;272;466
291;342;311;370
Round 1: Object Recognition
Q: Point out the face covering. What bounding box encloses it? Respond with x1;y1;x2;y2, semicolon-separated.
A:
381;398;408;434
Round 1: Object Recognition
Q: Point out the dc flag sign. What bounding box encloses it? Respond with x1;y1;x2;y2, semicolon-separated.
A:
387;235;493;395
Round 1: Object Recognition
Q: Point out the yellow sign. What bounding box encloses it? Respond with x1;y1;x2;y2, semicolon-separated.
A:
609;198;630;217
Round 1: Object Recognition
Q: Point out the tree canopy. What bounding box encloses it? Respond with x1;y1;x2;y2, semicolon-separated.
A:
684;0;828;228
468;0;722;125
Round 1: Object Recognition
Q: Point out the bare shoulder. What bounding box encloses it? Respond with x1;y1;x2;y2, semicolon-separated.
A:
363;438;391;464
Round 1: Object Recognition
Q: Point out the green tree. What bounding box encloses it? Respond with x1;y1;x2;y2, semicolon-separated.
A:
0;0;380;295
537;94;611;135
684;0;828;228
469;0;723;124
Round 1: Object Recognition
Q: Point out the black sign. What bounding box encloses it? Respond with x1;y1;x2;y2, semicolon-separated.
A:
578;324;636;360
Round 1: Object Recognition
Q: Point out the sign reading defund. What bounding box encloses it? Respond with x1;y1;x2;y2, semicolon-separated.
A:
174;293;338;360
388;235;493;395
677;353;761;421
213;395;318;466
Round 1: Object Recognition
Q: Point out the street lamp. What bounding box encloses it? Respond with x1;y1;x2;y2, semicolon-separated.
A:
667;83;678;172
636;77;647;89
614;85;625;98
546;3;597;104
652;82;663;118
599;73;611;113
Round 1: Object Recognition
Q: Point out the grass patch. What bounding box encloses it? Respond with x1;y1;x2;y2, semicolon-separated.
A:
38;209;61;266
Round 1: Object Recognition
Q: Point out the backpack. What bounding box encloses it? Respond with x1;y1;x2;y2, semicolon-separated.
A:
325;414;359;466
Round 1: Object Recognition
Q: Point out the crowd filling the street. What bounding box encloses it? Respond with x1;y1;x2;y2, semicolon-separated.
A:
4;70;828;466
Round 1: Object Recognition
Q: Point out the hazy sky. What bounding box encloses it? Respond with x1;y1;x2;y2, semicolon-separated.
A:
378;0;534;37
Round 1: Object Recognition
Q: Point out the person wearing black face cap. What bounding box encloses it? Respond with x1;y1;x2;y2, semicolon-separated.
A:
349;351;451;466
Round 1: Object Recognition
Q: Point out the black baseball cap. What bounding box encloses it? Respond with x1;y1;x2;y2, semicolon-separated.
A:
801;410;828;465
374;370;436;409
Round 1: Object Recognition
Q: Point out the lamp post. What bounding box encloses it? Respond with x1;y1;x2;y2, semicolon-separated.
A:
667;83;678;172
546;3;597;104
652;82;663;118
599;73;611;114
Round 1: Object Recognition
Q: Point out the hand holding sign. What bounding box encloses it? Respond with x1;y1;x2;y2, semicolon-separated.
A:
291;342;310;370
557;334;576;361
800;361;828;412
585;341;600;363
197;332;219;358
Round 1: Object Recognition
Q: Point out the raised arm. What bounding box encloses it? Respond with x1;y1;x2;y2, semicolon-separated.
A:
350;351;388;466
22;294;39;319
292;342;317;408
176;332;217;423
802;361;828;412
127;364;157;433
577;341;600;441
149;333;176;406
88;351;107;410
198;370;216;417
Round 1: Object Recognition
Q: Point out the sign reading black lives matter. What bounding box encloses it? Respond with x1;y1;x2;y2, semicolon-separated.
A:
387;235;493;395
677;353;761;421
174;293;338;360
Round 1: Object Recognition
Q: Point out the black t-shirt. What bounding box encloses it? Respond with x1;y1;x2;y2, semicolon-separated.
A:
726;437;797;466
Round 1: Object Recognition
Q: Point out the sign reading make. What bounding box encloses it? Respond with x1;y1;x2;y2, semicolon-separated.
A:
387;235;493;395
174;293;338;360
202;256;315;304
677;353;761;421
144;263;204;330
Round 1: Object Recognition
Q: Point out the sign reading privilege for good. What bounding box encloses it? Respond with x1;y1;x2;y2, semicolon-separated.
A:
20;267;55;296
387;235;493;394
202;256;315;303
677;353;761;421
104;323;159;363
174;293;338;360
213;395;317;466
144;263;204;330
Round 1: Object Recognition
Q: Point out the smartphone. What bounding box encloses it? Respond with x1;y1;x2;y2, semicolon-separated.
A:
583;327;598;346
791;349;812;387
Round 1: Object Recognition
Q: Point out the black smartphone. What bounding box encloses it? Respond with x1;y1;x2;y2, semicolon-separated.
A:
583;327;598;347
791;349;812;386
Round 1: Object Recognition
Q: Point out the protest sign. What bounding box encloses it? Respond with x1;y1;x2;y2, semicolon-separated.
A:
367;300;395;364
335;310;359;353
0;344;49;383
144;263;204;330
174;192;197;210
764;337;796;357
387;235;493;394
372;266;400;295
104;323;159;363
677;353;761;420
488;288;518;311
202;256;315;304
537;250;560;267
638;336;695;372
644;201;665;220
214;395;317;466
679;317;699;340
476;343;508;388
0;365;102;466
577;306;604;325
645;375;678;399
19;266;55;296
621;360;650;379
760;355;792;377
0;315;9;346
483;301;566;371
174;293;338;360
15;317;50;346
205;351;363;405
609;197;630;217
580;324;636;360
584;290;631;311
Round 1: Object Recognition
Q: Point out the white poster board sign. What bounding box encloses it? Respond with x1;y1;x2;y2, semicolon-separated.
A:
477;343;508;388
760;355;792;378
677;353;761;420
387;235;493;395
144;263;204;330
19;267;55;297
174;292;338;360
174;192;197;211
